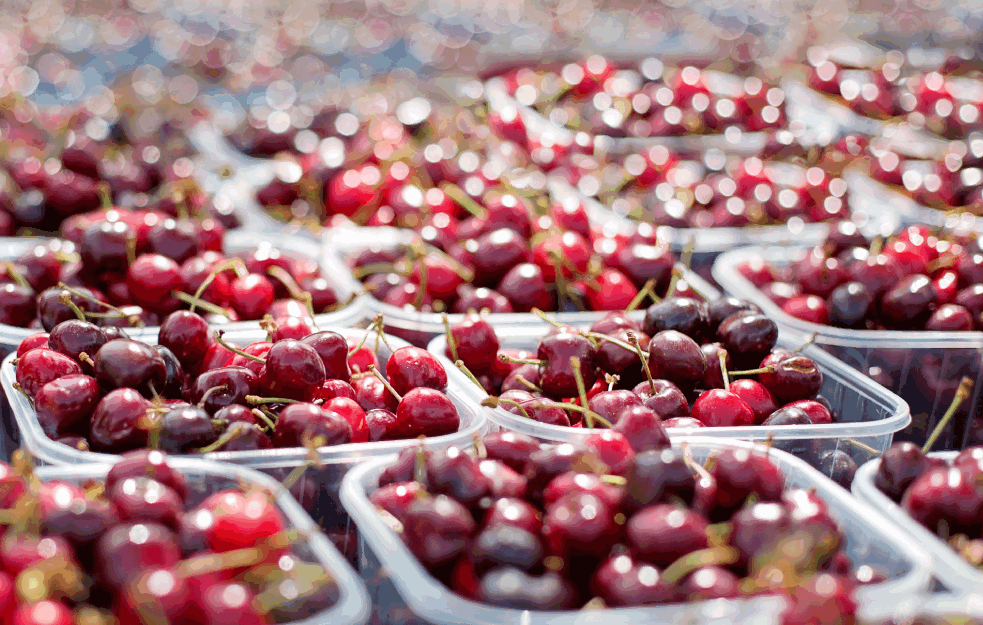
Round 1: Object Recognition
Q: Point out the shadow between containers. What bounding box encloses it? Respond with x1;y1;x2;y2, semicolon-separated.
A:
713;245;983;451
340;436;932;625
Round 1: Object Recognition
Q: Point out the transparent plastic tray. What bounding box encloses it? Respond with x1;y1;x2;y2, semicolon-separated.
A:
1;327;488;548
339;437;932;625
35;456;370;625
325;223;721;348
781;78;885;137
549;175;902;285
713;245;983;451
429;328;909;477
853;451;983;595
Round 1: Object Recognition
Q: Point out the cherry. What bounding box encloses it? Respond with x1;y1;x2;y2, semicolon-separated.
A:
874;442;930;501
391;388;459;439
17;332;50;357
364;408;397;441
819;450;858;488
352;374;399;413
902;465;983;536
477;568;576;610
542;492;618;558
483;431;542;473
0;283;35;327
471;524;542;576
627;504;708;567
119;568;198;624
643;297;709;341
12;601;73;625
107;450;189;500
588;390;641;425
89;388;152;452
536;331;597;398
758;354;824;402
691;389;755;427
591;553;672;606
386;346;448;396
191;367;258;414
37;286;104;331
158;405;219;452
300;331;351;381
716;313;778;367
786;399;833;424
612;405;670;452
16;347;83;398
403;494;475;569
206;490;285;552
584;430;636;476
471;228;532;286
263;339;326;401
127;254;183;313
80;220;135;278
498;263;552;312
158;310;210;369
47;319;106;370
702;448;783;521
707;297;759;332
34;374;100;438
679;566;740;600
728;379;777;424
447;314;499;375
926;303;975;331
200;583;267;625
633;380;690;419
324;397;369;443
646;330;706;391
109;476;183;529
96;522;181;590
273;403;352;447
427;446;491;507
229;273;275;320
880;274;936;329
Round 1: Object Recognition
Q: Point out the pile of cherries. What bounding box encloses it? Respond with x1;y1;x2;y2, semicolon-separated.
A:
739;221;983;331
867;133;983;212
445;294;852;480
0;215;343;329
808;47;983;134
875;432;983;568
13;310;461;454
0;449;338;624
369;431;879;618
500;56;787;138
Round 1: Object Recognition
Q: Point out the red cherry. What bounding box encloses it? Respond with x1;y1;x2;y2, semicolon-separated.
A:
728;379;778;425
691;389;755;427
323;397;369;443
206;490;285;553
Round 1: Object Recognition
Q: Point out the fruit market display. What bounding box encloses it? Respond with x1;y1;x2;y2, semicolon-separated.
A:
736;222;983;331
5;1;983;615
366;432;879;616
11;311;465;454
0;449;341;623
498;56;788;138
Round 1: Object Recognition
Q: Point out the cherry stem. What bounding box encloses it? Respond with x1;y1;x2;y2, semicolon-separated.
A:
196;424;247;453
626;330;657;395
213;332;266;363
531;308;564;329
11;382;31;403
515;375;541;393
1;262;27;288
418;239;474;282
923;376;975;453
78;352;94;367
600;474;627;486
472;433;487;459
527;399;613;428
367;365;402;402
186;260;241;315
266;266;318;329
97;184;112;209
454;360;483;390
196;385;229;409
793;333;819;353
59;293;87;321
585;331;649;358
172;291;229;317
251;408;278;432
440;182;487;220
481;396;534;421
352;263;399;279
414;444;428;485
869;236;884;257
246;395;299;405
625;279;656;312
498;354;546;366
682;445;713;483
260;316;277;343
728;366;775;376
570;357;599;428
661;546;740;586
173;190;189;220
347;316;381;358
719;349;730;392
57;283;143;326
842;438;880;456
175;530;303;578
443;314;460;363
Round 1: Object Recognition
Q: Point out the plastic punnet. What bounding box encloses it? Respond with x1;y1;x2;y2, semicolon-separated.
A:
713;245;983;451
1;326;488;549
340;437;932;625
325;223;721;347
429;327;909;477
35;456;371;625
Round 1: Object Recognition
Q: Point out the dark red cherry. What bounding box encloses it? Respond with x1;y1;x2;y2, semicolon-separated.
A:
716;313;778;367
34;374;100;438
759;354;823;402
702;448;783;522
730;501;791;570
158;311;211;370
158;405;219;452
477;568;576;610
633;380;690;419
426;446;491;506
628;504;708;567
109;477;183;529
107;450;188;499
536;331;597;398
679;566;740;600
0;283;35;326
89;388;152;452
47;320;106;370
902;465;983;535
96;522;181;589
127;254;183;313
880;274;936;330
263;339;326;401
612;405;670;452
403;494;475;568
273;402;352;447
591;553;672;606
447;314;499;375
300;331;351;381
93;339;166;397
646;330;706;390
190;367;258;414
643;297;709;342
229;273;275;320
926;303;975;331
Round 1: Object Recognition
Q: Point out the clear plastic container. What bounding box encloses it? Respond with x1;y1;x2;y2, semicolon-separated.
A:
780;78;885;137
0;326;488;550
428;327;909;477
339;436;933;625
0;232;368;463
713;245;983;451
35;456;371;625
853;451;983;595
326;224;721;348
549;174;902;286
